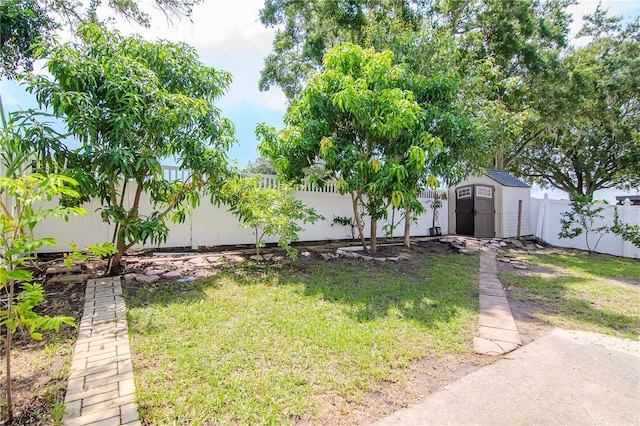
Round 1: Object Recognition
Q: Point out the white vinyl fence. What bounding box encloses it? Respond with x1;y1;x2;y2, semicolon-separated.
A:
531;195;640;259
33;172;448;253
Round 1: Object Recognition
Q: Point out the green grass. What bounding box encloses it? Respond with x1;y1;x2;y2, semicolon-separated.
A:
125;251;480;425
501;253;640;340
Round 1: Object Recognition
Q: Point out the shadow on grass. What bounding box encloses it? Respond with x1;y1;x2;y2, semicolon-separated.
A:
278;252;480;329
124;251;481;331
533;253;640;282
502;273;640;338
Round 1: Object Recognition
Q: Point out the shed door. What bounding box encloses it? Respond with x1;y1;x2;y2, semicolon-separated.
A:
455;185;474;236
474;185;495;238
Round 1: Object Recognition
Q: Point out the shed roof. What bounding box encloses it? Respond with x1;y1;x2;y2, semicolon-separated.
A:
485;169;530;188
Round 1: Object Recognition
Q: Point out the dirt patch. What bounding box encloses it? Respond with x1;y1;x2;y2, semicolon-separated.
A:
301;353;492;425
0;278;85;424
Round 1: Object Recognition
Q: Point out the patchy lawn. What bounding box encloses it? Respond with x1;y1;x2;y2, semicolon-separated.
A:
501;252;640;341
124;249;485;425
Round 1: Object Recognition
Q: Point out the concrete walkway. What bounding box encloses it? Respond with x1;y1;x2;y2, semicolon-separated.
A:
474;247;522;355
63;276;141;426
375;329;640;425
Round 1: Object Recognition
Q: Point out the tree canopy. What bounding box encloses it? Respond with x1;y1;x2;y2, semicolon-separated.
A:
259;0;424;99
509;10;640;197
26;23;235;273
0;0;202;81
258;43;450;253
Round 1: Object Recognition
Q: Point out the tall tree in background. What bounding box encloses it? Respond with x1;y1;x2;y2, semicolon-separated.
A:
259;0;425;99
0;0;57;80
27;24;235;273
436;0;574;171
259;0;574;171
509;8;640;197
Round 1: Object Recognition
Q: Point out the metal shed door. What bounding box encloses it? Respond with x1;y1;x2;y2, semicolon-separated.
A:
474;185;495;238
455;185;474;236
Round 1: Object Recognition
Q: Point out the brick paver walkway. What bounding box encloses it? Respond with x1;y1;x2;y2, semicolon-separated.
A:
474;248;522;355
63;276;140;426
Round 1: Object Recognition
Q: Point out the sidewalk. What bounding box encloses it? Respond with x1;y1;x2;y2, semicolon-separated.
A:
63;276;140;426
375;329;640;425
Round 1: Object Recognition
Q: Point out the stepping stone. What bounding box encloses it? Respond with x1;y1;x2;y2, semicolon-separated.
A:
340;251;357;258
263;254;274;261
161;270;182;279
145;268;166;276
188;256;207;265
123;273;137;282
136;274;160;284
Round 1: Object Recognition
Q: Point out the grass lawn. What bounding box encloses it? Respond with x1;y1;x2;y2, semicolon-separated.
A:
124;250;480;425
501;252;640;340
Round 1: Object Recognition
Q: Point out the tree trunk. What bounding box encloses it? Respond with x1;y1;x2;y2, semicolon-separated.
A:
351;192;367;252
255;227;261;260
108;240;127;275
370;219;377;255
403;207;411;248
5;278;14;422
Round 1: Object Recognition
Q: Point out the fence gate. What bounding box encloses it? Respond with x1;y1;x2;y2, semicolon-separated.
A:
455;184;495;238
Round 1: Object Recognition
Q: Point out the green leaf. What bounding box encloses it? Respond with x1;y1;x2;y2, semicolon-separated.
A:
7;269;32;281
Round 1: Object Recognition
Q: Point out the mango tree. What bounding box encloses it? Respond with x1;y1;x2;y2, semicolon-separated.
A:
26;24;235;274
258;43;438;254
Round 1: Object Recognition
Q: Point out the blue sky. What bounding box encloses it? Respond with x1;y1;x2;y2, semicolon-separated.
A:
1;0;639;200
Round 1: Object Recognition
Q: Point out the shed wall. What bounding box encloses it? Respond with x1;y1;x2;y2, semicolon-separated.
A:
501;187;531;237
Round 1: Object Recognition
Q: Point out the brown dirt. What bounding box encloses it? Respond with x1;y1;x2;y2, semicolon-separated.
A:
1;276;85;425
300;353;492;425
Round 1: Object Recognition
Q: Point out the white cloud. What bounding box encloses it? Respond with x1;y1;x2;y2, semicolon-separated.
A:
568;0;640;40
111;0;286;111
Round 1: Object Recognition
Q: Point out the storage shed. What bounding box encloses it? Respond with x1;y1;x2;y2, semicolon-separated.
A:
447;169;531;238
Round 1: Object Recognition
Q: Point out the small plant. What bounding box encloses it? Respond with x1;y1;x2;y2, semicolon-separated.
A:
558;193;609;252
0;174;86;422
332;216;357;240
222;176;323;260
428;192;444;236
611;207;640;248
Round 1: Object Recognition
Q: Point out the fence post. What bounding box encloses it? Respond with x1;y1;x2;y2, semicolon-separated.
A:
517;199;523;239
537;193;549;241
621;198;632;258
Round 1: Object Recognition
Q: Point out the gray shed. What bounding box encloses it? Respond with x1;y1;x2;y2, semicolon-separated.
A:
447;169;531;238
